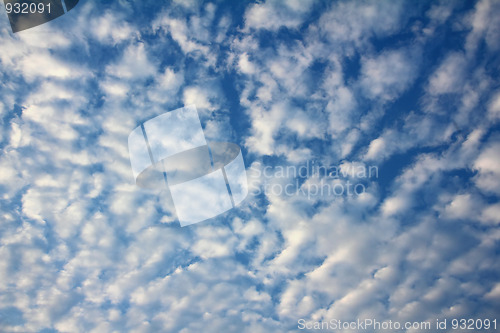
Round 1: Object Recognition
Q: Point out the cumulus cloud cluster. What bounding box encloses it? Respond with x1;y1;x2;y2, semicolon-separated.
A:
0;0;499;332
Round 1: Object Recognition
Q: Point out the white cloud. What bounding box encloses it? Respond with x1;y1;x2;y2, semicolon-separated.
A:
441;193;481;220
156;17;206;54
183;86;214;111
244;0;315;31
17;29;72;48
360;48;419;101
428;52;467;95
91;11;136;45
24;81;87;106
381;196;410;217
340;128;361;158
106;43;157;79
152;4;223;68
238;53;257;75
465;0;500;53
100;78;129;97
148;68;184;104
362;111;459;163
17;52;86;81
325;85;357;138
487;90;500;121
245;103;286;155
364;137;387;161
480;203;500;225
286;109;326;140
422;1;456;37
484;283;500;301
473;140;500;195
317;1;404;52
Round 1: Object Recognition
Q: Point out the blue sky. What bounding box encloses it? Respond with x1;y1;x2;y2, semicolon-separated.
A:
1;0;500;332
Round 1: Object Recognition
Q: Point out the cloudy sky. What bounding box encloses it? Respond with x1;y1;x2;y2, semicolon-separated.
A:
1;0;500;332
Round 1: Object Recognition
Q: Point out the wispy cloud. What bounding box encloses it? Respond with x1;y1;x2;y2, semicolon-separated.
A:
0;0;499;332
